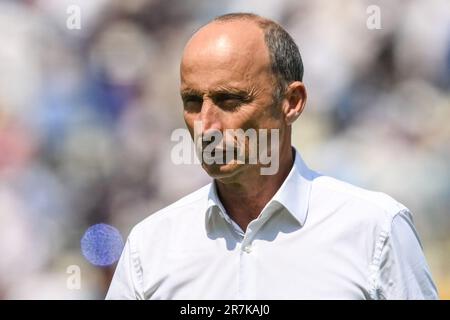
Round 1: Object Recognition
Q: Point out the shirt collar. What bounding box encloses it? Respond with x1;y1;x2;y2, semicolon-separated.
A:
205;147;314;232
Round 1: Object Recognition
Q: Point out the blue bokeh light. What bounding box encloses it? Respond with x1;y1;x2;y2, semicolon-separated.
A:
81;223;124;267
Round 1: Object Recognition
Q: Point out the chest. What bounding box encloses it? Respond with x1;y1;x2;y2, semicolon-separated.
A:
144;229;371;300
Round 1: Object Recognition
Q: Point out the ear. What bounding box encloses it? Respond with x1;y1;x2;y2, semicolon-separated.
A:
282;81;307;125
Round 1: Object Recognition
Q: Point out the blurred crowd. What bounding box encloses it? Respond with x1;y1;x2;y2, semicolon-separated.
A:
0;0;449;299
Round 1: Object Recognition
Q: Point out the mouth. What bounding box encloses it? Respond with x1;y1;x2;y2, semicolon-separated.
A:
203;146;241;164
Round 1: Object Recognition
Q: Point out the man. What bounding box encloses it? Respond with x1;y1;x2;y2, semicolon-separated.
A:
106;13;438;299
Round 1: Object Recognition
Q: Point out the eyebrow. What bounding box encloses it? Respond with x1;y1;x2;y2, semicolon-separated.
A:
180;88;203;98
213;86;253;99
180;86;255;100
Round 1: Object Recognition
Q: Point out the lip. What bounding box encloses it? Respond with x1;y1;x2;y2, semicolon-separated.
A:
203;147;237;159
213;147;237;153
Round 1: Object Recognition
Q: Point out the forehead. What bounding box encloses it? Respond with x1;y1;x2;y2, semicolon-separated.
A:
180;20;272;92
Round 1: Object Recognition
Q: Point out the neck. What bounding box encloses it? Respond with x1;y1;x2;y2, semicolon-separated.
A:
215;145;294;232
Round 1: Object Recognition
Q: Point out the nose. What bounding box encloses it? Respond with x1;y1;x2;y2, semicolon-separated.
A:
199;99;222;133
196;100;223;151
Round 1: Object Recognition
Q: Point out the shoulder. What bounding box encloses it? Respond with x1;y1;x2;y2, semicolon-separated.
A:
310;174;408;229
128;183;211;242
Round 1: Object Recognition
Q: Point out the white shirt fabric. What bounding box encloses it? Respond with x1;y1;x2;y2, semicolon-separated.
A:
106;148;438;300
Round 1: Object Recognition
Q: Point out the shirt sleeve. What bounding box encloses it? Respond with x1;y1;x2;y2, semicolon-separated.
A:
376;210;438;299
105;235;144;300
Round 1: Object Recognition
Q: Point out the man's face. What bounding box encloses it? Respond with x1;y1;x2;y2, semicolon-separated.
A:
180;21;285;181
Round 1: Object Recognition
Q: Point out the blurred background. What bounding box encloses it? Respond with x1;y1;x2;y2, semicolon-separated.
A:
0;0;449;299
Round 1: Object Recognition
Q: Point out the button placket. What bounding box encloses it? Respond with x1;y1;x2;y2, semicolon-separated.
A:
243;244;253;253
238;229;256;299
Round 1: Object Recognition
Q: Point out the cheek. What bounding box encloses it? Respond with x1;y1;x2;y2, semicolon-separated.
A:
183;110;198;125
232;111;255;129
183;114;196;136
232;101;266;127
238;103;279;131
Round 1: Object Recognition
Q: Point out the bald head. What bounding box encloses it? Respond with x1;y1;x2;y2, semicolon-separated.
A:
184;17;269;61
181;18;272;93
181;13;303;101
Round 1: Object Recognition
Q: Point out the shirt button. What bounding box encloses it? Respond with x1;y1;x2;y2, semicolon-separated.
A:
243;245;253;253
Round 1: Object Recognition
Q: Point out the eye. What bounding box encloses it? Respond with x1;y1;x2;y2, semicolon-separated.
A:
214;94;247;110
182;95;203;113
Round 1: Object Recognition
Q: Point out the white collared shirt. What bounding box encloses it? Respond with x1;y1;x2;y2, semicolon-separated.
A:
106;149;438;300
